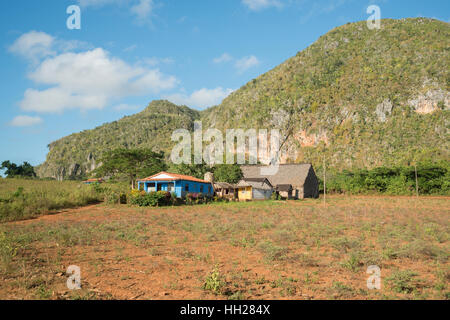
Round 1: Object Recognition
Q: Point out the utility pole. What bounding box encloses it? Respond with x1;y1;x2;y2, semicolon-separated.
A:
323;158;326;205
415;165;419;198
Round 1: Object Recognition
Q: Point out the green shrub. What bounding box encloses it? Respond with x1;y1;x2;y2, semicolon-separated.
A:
385;270;422;294
203;265;225;295
129;191;173;207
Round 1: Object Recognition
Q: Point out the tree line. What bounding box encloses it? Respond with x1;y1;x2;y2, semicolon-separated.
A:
3;149;449;195
319;161;449;195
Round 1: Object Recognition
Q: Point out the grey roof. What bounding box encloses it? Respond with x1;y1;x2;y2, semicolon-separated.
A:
240;164;313;188
214;182;235;189
236;178;273;190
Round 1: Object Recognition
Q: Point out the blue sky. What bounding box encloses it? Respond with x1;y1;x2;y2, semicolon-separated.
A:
0;0;449;170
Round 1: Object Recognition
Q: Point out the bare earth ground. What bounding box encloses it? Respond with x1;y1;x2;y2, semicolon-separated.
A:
0;196;448;300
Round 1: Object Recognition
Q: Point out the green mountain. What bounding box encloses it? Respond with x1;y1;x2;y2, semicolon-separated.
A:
36;101;200;179
36;18;450;180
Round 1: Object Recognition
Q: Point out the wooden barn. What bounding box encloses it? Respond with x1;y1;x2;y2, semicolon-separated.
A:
240;164;319;199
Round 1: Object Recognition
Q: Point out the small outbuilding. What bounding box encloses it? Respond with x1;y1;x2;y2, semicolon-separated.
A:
236;178;273;201
213;182;236;200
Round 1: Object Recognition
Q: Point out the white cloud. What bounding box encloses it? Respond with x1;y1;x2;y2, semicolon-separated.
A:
10;115;43;127
9;31;90;63
130;0;154;22
213;53;233;64
164;87;234;109
9;31;55;63
235;55;260;73
17;46;177;113
242;0;283;11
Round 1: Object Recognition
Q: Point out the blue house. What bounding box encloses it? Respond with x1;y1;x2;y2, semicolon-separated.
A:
137;172;214;198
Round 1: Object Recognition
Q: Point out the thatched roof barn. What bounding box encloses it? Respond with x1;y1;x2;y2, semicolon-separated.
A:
240;164;319;199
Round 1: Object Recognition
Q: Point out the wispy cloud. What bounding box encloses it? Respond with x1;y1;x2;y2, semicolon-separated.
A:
213;53;233;64
10;115;43;127
242;0;283;11
164;87;234;109
77;0;155;24
296;0;355;24
8;31;55;63
130;0;154;24
235;55;260;74
143;56;175;66
8;30;90;64
123;44;137;52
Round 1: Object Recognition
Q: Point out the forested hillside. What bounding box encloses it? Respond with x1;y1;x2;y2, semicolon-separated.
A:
37;18;449;179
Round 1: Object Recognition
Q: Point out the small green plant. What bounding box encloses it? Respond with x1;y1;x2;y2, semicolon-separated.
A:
228;291;245;300
385;270;421;294
203;265;225;295
257;240;288;261
0;231;18;273
341;252;362;272
331;281;355;298
36;284;52;300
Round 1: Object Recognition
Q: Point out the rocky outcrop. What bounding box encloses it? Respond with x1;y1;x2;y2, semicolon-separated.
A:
376;99;393;122
408;89;449;114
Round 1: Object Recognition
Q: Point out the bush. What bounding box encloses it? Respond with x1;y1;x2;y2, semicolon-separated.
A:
186;193;211;205
385;270;422;294
129;191;173;207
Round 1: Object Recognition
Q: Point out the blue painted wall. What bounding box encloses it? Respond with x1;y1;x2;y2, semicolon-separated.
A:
137;180;213;198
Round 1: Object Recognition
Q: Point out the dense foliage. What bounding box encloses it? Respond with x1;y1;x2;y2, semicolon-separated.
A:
168;162;210;180
128;190;174;207
212;164;243;184
321;162;449;195
1;161;36;178
95;148;167;188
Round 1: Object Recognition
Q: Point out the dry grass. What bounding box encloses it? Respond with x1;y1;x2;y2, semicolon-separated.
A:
0;196;448;300
0;179;102;222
